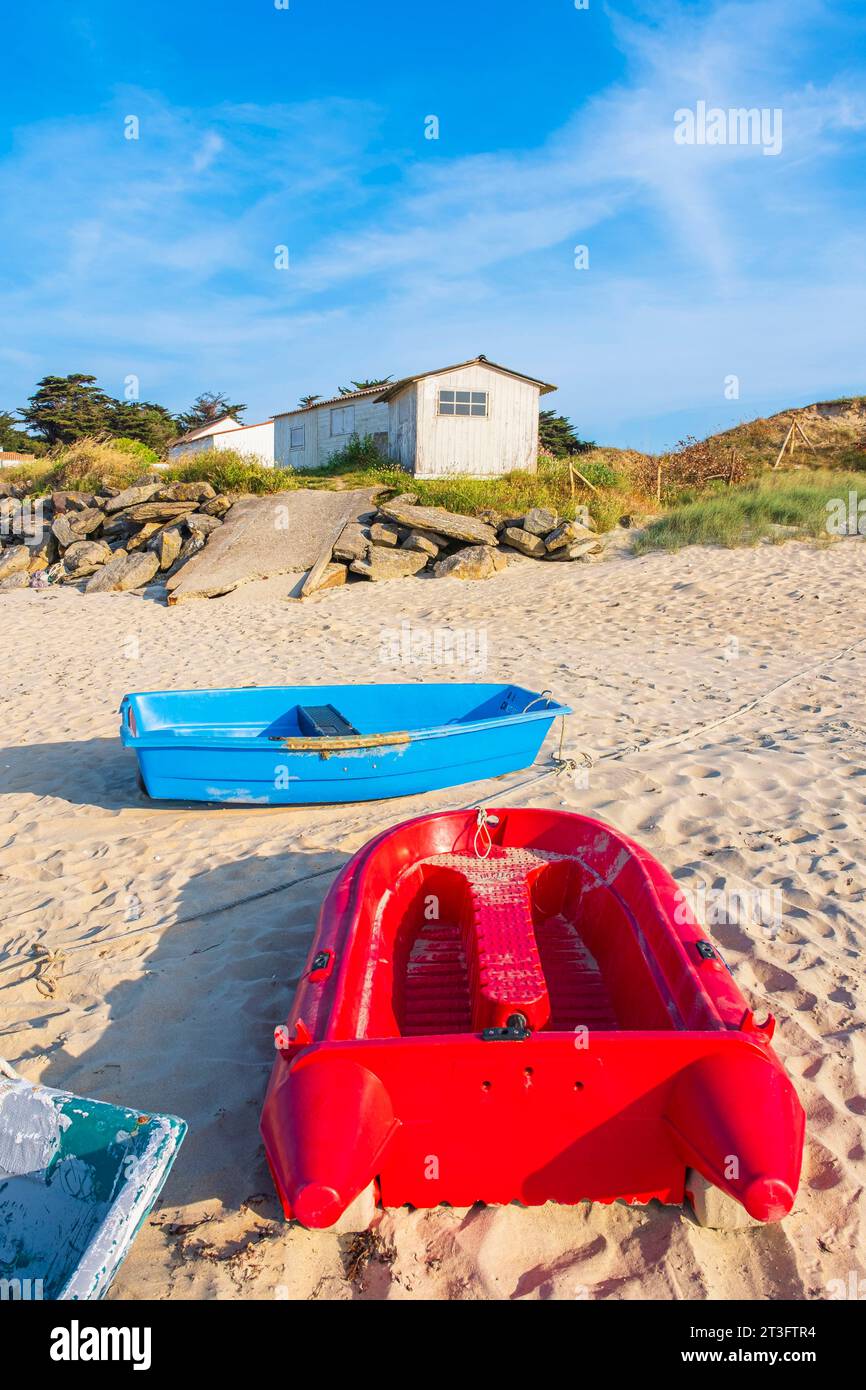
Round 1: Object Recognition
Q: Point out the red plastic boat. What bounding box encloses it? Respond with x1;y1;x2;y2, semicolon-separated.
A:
261;809;804;1230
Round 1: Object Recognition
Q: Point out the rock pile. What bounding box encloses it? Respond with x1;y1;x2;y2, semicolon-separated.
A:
0;476;233;594
326;495;605;584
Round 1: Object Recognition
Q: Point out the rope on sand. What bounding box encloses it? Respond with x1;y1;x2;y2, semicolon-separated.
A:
572;633;866;773
0;865;342;972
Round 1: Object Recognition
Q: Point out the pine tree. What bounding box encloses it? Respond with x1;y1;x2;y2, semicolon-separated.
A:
19;374;117;444
338;377;393;396
0;410;43;454
176;392;247;433
539;409;594;456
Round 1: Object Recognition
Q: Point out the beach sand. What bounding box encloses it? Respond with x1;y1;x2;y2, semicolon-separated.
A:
1;537;864;1300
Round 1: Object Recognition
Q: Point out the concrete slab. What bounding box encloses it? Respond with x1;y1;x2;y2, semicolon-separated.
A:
165;488;380;603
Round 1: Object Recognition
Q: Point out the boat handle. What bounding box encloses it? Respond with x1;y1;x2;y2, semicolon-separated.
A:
740;1008;776;1039
120;700;137;737
481;1013;532;1042
309;949;335;983
523;690;554;711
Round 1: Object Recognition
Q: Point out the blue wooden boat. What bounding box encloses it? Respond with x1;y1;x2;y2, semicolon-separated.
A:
0;1071;186;1300
120;683;571;805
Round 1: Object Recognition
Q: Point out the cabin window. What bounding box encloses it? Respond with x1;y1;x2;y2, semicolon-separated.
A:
290;425;305;450
438;389;489;418
330;406;355;436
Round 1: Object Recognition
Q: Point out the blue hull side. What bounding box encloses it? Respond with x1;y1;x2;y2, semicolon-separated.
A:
135;720;554;804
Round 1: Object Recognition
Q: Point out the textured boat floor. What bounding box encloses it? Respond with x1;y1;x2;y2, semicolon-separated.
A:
400;849;619;1035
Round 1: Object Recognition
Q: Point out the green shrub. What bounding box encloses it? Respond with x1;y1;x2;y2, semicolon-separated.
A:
317;433;395;474
165;450;288;495
111;436;160;465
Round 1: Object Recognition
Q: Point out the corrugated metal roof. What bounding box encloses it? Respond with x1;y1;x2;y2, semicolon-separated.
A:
274;385;394;420
275;358;556;419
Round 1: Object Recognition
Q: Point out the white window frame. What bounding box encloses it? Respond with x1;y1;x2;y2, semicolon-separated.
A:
290;424;305;450
330;405;355;437
437;388;489;418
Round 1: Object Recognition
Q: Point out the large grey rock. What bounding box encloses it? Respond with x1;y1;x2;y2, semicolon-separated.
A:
502;526;547;558
0;571;30;590
150;526;183;571
102;512;136;539
0;545;30;581
402;528;450;553
369;521;402;547
433;545;507;580
51;514;78;548
522;507;559;536
122;501;199;524
378;500;498;546
51;507;105;546
350;547;429;581
200;495;232;518
402;531;440;557
114;550;160;591
185;512;223;538
167;489;379;603
104;482;162;514
546;538;605;561
164;534;206;581
332;521;370;562
127;522;162;551
302;561;347;595
545;519;597;552
70;506;105;537
51;490;95;513
62;539;111;577
156;481;217;503
23;533;57;570
85;549;131;593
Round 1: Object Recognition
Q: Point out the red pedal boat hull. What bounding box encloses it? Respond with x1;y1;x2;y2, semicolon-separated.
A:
261;809;804;1228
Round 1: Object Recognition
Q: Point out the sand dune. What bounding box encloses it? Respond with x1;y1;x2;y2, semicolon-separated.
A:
1;537;864;1300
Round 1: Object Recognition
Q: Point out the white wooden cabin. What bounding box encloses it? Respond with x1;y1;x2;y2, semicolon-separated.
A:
274;357;555;477
168;415;275;465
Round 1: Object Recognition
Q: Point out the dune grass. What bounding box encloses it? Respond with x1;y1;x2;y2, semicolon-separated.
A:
631;471;860;553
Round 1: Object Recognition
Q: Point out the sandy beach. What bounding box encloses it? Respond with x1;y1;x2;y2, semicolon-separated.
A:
1;537;864;1301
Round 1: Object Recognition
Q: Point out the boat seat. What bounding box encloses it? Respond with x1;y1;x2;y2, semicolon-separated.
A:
296;704;360;739
434;850;551;1032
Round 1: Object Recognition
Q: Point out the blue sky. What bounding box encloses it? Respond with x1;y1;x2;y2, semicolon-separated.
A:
2;0;865;450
